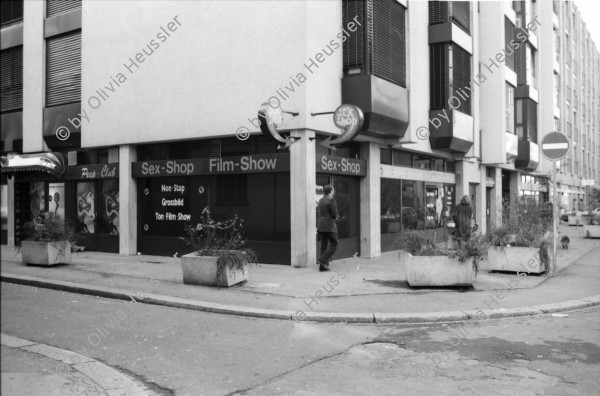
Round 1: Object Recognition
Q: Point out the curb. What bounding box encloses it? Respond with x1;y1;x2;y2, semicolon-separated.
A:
2;272;599;324
0;333;155;396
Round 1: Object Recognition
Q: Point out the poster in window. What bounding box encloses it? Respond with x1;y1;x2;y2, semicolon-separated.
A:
76;182;96;233
48;183;65;221
29;182;45;220
100;179;119;235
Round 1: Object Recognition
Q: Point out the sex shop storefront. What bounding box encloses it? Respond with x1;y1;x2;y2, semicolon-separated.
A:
5;155;120;253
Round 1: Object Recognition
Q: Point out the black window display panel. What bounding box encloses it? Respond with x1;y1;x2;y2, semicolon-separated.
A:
139;173;291;264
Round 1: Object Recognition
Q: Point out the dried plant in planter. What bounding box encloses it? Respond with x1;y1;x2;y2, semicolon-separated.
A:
180;207;257;284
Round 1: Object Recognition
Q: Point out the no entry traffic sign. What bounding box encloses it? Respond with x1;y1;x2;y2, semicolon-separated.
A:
541;132;569;161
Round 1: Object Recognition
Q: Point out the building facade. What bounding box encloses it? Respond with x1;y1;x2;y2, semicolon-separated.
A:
1;0;599;266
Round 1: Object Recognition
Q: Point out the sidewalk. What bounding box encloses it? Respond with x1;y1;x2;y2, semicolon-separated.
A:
2;224;600;323
0;333;156;396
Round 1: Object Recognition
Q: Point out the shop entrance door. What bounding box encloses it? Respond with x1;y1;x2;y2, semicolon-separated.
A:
74;180;119;252
315;174;360;260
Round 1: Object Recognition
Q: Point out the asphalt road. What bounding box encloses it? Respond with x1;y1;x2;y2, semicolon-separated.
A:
2;282;599;395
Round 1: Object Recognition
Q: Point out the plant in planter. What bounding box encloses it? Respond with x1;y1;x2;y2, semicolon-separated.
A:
18;212;80;266
179;207;257;287
395;230;487;287
485;199;551;274
583;213;600;238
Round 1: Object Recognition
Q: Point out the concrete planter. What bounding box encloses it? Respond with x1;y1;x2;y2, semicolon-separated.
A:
568;215;583;226
583;225;600;238
21;241;72;266
485;246;546;274
404;253;475;287
181;251;249;287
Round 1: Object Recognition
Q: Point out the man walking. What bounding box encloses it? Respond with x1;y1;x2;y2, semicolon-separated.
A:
317;184;339;272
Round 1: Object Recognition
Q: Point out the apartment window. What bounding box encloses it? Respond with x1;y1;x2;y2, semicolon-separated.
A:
342;0;406;87
0;46;23;112
554;73;560;104
527;45;537;89
554;28;560;63
429;1;471;34
47;0;82;18
505;83;515;134
0;0;23;26
515;98;537;143
505;18;516;71
429;43;472;115
554;117;560;132
46;31;81;107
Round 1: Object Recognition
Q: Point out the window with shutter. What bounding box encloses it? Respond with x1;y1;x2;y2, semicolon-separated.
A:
429;43;447;110
343;0;364;72
370;0;406;87
505;83;515;134
342;0;406;88
0;0;23;26
46;31;82;107
47;0;81;18
505;18;516;71
451;2;470;34
428;1;470;34
0;46;23;112
451;44;471;115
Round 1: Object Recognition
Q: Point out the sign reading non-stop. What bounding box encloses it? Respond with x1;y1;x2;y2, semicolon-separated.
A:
541;132;570;161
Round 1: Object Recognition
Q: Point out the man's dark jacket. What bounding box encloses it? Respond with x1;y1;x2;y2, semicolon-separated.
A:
317;196;339;233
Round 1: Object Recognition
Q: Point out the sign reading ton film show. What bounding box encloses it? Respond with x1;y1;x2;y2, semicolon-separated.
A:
132;154;290;178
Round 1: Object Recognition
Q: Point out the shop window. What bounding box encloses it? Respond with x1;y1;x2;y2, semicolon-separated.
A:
47;183;65;220
413;156;431;170
380;178;402;234
433;159;445;172
217;174;247;204
402;180;425;230
392;150;412;167
99;179;119;235
380;148;392;164
76;182;95;234
446;161;455;172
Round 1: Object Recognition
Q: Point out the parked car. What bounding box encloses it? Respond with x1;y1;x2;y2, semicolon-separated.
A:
560;211;583;222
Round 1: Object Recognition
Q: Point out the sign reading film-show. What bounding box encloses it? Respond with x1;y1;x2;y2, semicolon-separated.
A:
316;154;366;177
132;153;290;178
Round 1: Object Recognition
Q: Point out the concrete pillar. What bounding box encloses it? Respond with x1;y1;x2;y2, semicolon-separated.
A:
290;130;316;268
360;142;380;258
477;166;487;233
489;167;503;228
119;145;137;255
7;177;15;246
509;170;520;225
22;0;45;153
455;161;469;204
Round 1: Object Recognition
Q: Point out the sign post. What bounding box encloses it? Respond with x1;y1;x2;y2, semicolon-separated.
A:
541;132;570;277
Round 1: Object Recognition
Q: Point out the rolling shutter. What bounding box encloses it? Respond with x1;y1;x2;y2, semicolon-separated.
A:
46;31;81;107
429;1;448;25
0;46;23;111
451;2;470;34
47;0;81;18
429;43;448;110
370;0;406;87
505;83;515;134
0;0;23;25
451;44;472;115
505;18;516;71
343;0;364;70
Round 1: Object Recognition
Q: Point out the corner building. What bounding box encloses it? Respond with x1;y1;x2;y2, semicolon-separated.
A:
1;1;599;266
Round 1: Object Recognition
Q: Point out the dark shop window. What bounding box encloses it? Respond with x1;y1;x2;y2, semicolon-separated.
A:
216;174;247;204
